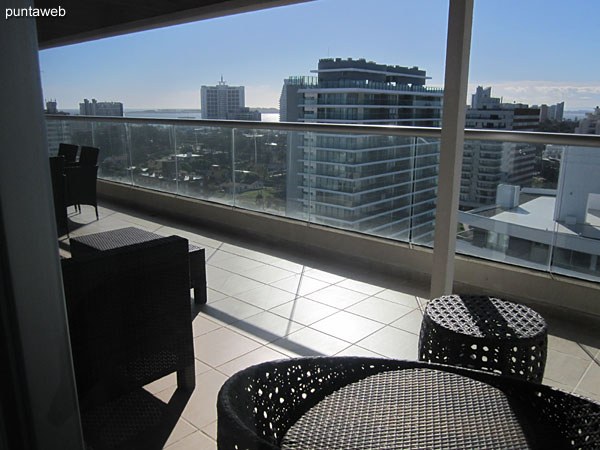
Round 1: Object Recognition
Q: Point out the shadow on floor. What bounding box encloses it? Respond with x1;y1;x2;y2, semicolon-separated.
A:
82;387;192;450
192;302;325;357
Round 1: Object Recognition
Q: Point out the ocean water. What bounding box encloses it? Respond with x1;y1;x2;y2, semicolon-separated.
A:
124;110;279;122
60;109;279;121
563;111;590;121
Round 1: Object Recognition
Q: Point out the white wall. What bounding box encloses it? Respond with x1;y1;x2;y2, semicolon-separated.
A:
554;146;600;224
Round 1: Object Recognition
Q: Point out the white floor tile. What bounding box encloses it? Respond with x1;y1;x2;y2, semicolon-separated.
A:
193;328;262;367
306;285;368;309
217;346;288;377
347;297;415;324
269;297;338;326
233;284;296;310
271;327;350;357
357;326;419;360
271;274;330;297
311;311;384;343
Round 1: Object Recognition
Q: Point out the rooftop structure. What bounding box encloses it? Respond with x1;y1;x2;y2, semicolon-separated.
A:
459;145;600;280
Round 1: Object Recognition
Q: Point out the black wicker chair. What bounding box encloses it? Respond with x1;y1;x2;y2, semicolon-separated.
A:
217;357;600;450
61;236;195;411
58;142;78;164
64;164;99;219
79;145;100;166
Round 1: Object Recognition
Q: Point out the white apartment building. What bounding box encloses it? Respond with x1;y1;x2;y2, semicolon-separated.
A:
200;76;245;120
282;58;443;244
461;87;540;208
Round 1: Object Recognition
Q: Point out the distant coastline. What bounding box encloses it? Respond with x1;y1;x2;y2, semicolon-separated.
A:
54;107;593;122
58;108;280;121
126;107;279;114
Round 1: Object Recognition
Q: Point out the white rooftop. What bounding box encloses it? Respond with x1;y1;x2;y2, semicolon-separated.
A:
491;196;574;235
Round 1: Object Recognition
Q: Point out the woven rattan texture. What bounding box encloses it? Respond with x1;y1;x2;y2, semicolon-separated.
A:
419;295;548;382
281;369;529;450
62;236;194;407
216;357;600;450
81;389;164;449
70;226;202;261
70;227;165;253
70;227;206;305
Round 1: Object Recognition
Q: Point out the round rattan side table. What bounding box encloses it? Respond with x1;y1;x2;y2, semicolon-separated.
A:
418;294;548;383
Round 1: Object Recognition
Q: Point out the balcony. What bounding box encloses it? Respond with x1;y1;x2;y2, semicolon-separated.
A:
5;1;600;448
58;195;600;448
44;114;600;446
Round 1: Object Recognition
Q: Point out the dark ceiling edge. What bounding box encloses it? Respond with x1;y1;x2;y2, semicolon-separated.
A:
38;0;312;50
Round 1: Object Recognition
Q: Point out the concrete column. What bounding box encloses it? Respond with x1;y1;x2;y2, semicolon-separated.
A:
0;1;84;447
430;0;474;298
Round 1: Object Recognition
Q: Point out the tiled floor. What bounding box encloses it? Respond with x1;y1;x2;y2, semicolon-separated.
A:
61;201;600;449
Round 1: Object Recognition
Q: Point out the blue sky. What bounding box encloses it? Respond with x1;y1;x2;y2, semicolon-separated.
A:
39;0;600;110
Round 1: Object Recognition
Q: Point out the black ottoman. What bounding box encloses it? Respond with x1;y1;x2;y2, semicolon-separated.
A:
418;294;548;382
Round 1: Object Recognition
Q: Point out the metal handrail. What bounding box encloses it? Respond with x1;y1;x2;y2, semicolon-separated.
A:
45;114;600;148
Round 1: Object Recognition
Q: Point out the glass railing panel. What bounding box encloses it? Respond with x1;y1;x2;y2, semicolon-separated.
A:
232;127;296;218
172;125;234;205
297;133;440;246
456;139;600;283
457;139;552;271
46;116;95;154
46;117;132;184
49;117;442;250
549;144;600;282
46;117;77;156
127;123;177;194
288;130;312;222
93;121;131;184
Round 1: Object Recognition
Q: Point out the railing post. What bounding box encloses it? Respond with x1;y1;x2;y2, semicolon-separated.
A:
232;128;236;206
91;121;96;147
172;125;179;195
125;123;134;185
430;0;474;298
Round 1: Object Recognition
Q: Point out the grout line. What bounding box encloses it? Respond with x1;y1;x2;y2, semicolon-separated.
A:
162;418;202;448
205;242;224;263
283;266;308;337
572;358;595;393
578;343;600;368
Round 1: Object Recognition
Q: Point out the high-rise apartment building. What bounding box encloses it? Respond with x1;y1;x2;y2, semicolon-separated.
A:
540;102;565;122
200;77;245;119
575;107;600;135
79;98;124;116
281;58;443;243
461;87;540;208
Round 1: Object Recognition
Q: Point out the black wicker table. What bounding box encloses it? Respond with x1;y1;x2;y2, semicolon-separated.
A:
418;294;548;382
283;369;539;450
217;357;600;450
70;226;207;304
